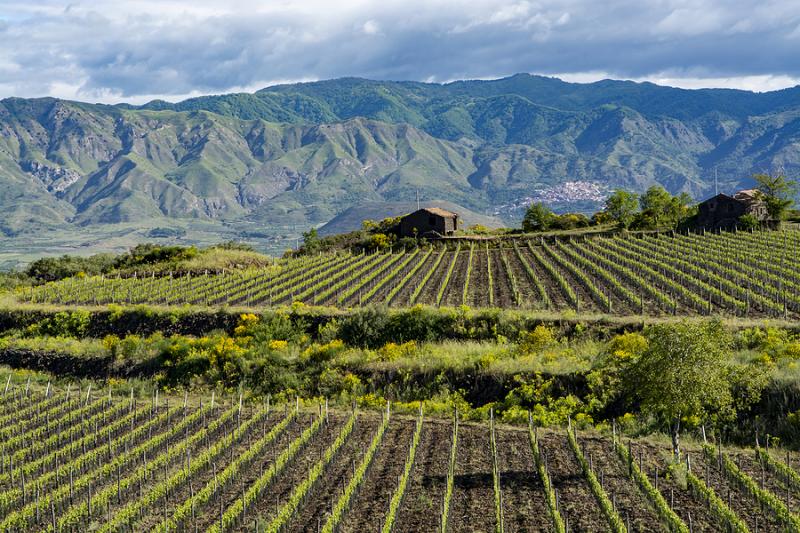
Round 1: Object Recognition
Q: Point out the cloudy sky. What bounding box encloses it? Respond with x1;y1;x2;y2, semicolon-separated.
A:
2;0;800;104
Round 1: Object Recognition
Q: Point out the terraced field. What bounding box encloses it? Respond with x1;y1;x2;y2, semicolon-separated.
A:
21;229;800;319
0;385;794;532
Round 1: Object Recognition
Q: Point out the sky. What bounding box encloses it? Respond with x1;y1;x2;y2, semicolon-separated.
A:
1;0;800;104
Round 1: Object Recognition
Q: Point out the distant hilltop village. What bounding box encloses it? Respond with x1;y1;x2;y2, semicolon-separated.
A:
494;181;610;216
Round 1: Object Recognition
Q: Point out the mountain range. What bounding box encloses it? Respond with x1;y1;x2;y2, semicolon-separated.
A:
1;74;800;259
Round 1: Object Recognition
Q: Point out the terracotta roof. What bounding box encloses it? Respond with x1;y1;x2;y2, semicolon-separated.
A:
733;189;760;201
413;207;458;218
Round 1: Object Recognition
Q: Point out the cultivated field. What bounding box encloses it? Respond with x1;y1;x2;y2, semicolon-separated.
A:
21;229;800;318
0;386;798;532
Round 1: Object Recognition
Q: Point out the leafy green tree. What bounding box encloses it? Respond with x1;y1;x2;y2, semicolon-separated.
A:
591;211;615;225
368;233;392;250
361;219;379;231
637;186;694;229
552;213;590;230
672;192;695;219
26;253;117;281
738;213;760;230
754;173;798;220
639;186;673;226
604;190;639;228
628;320;734;459
301;228;322;254
522;202;556;232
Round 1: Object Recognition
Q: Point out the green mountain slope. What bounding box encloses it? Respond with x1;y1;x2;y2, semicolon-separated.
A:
1;74;800;259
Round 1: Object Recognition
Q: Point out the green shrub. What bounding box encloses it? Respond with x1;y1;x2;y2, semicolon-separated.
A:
238;312;308;346
338;307;391;348
114;244;198;269
386;306;452;344
738;213;761;230
30;311;91;337
26;254;116;281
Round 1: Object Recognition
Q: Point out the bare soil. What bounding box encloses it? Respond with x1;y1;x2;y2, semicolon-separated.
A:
731;450;800;514
496;428;552;532
505;246;550;310
340;255;399;307
392;420;453;532
447;423;498;533
240;414;344;529
695;450;782;532
537;432;609;532
440;252;469;307
468;247;491;308
415;251;457;306
489;249;516;308
285;415;380;532
368;251;428;306
517;246;569;310
540;245;602;314
134;406;286;530
339;419;417;533
390;250;441;307
578;435;665;532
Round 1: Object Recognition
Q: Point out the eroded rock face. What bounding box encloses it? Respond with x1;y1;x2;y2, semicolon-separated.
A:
21;161;82;194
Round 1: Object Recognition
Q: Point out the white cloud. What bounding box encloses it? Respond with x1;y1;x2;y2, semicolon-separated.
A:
0;0;799;103
362;19;381;34
654;7;724;36
646;74;800;93
554;71;800;93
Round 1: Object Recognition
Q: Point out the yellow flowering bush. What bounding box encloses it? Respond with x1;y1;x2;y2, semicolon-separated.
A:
102;334;120;353
301;339;346;364
268;339;288;351
517;325;556;355
234;313;259;336
785;343;800;359
376;340;417;362
207;336;245;368
618;412;637;432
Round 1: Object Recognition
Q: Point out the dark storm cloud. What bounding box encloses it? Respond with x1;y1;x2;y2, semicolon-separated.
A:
1;0;799;102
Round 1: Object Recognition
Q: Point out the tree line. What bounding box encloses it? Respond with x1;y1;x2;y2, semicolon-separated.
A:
523;173;798;233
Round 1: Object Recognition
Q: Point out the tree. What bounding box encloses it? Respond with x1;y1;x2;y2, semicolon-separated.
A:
301;228;322;254
522;202;556;232
639;186;673;226
628;320;734;459
637;186;695;229
591;211;615;225
604;190;639;229
671;192;695;222
552;213;590;230
368;233;392;250
754;173;798;220
738;213;760;230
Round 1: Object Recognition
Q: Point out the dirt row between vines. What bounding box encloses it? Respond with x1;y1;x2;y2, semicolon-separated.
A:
24;403;783;532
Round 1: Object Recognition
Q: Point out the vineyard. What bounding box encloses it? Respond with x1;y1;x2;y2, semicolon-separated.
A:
20;229;800;318
0;385;797;532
